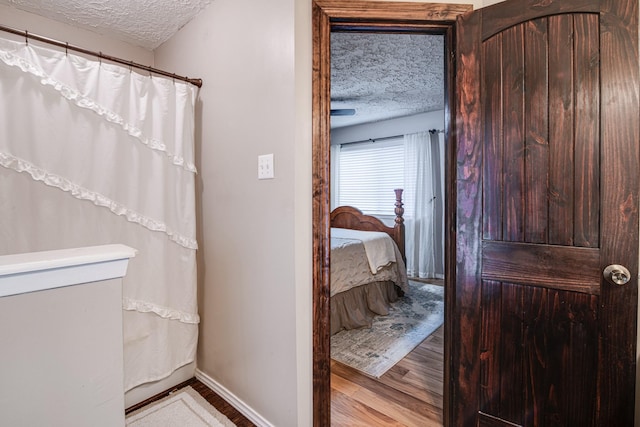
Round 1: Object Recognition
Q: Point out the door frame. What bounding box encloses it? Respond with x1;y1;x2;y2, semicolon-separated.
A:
311;2;472;425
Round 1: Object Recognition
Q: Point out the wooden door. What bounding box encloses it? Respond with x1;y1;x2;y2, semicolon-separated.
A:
450;0;639;425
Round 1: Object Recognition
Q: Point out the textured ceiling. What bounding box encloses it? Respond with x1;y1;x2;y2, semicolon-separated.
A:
0;1;444;127
0;0;213;49
331;32;444;129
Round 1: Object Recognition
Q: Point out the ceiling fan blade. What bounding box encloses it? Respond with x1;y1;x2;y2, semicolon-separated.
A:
330;108;356;116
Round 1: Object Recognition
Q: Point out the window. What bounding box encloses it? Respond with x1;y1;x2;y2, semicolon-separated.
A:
336;137;405;217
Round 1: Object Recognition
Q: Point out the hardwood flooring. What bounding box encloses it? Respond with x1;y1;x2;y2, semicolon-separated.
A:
331;324;444;426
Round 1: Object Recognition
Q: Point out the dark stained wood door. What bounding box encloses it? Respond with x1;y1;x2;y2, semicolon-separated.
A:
450;0;639;425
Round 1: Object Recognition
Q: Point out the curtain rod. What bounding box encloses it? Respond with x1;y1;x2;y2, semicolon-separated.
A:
0;24;203;88
340;129;444;146
343;134;404;146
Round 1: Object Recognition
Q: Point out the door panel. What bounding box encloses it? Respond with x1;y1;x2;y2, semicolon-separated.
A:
452;0;639;425
483;14;600;248
480;282;599;426
548;14;576;247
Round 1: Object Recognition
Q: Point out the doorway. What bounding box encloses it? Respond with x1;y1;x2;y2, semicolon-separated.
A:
311;2;472;426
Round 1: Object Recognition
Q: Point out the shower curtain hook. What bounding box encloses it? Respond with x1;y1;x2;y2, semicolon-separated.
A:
65;42;69;56
24;30;28;45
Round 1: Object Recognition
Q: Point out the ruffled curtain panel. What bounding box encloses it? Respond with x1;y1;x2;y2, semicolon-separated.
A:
0;36;199;391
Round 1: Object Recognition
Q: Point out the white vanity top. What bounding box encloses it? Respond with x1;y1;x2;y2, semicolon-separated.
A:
0;244;137;297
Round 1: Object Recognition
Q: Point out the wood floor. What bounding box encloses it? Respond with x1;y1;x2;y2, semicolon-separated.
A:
331;323;444;426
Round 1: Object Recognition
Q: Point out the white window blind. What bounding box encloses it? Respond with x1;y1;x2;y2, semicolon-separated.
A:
337;138;405;216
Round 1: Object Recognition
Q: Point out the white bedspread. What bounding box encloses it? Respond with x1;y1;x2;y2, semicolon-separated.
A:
330;228;408;297
331;228;396;273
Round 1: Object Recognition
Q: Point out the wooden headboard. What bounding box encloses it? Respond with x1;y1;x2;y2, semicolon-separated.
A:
330;188;405;263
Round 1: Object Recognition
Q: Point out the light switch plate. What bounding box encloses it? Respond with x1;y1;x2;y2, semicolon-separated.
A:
258;153;274;180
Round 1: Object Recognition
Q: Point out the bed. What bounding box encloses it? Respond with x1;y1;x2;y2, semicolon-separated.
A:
330;189;409;335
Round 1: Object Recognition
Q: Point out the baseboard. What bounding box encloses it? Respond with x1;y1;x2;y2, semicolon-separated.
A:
195;368;274;427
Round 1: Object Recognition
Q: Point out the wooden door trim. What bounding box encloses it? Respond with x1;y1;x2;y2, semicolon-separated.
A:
311;2;471;426
451;7;482;425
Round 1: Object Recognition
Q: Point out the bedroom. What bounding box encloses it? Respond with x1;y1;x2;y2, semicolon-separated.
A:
328;29;447;425
314;1;639;426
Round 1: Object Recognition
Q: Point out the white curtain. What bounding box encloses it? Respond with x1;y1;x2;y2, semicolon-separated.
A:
404;130;444;279
0;36;199;391
330;143;341;211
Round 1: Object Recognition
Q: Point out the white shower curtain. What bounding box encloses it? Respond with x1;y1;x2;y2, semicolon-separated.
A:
0;36;199;391
404;130;444;279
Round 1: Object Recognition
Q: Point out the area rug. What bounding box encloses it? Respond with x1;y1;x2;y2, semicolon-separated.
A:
331;280;444;378
126;386;236;427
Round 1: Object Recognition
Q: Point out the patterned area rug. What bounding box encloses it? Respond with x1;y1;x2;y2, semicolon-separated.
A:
126;386;236;427
331;280;444;378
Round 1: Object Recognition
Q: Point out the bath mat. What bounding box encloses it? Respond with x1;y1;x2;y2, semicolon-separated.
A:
331;280;444;378
126;386;236;427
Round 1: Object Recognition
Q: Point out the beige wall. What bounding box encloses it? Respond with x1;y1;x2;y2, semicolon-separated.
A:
155;1;488;426
155;0;301;424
